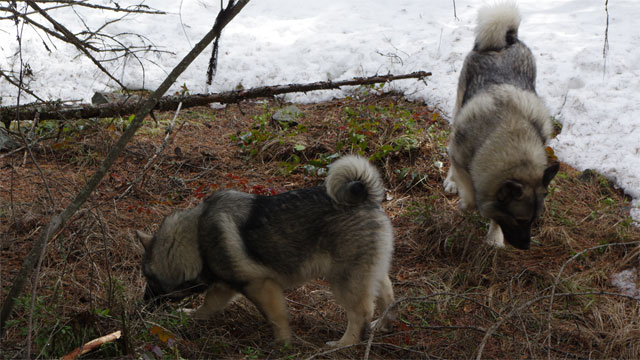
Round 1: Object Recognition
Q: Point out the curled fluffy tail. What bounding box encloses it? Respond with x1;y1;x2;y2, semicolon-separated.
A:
474;2;521;51
325;155;385;205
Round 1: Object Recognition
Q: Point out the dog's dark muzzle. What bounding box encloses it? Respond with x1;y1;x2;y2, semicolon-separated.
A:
500;222;532;250
143;280;209;306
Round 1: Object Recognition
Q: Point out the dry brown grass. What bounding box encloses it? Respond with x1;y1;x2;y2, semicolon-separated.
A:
1;91;639;359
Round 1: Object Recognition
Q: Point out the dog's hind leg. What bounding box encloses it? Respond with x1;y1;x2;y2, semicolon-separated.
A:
327;278;375;347
243;278;292;344
371;274;395;332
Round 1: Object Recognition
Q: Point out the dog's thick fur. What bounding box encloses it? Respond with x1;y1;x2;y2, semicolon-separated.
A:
137;155;395;346
444;2;559;250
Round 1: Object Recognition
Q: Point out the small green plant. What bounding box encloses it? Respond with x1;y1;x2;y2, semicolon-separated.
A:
302;152;341;176
230;104;310;174
232;104;305;156
6;294;109;358
178;83;190;96
335;99;425;161
242;346;265;359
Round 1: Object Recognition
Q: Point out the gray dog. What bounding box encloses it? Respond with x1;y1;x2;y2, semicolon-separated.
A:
444;2;559;249
137;155;395;346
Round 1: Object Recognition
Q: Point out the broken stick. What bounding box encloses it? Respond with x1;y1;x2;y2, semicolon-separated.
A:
60;330;122;360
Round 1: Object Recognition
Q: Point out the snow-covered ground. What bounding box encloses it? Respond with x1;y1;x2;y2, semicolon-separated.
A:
1;0;638;221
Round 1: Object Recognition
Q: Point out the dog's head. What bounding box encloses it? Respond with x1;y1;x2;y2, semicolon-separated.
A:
482;162;559;249
136;209;206;304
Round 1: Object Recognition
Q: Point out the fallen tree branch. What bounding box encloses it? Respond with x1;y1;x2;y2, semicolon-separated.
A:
0;0;250;338
0;71;431;124
60;330;122;360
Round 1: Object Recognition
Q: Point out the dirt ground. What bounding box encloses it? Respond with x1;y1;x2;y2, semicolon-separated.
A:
1;90;640;359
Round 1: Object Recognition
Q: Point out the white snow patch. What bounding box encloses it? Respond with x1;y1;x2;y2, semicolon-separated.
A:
611;268;640;299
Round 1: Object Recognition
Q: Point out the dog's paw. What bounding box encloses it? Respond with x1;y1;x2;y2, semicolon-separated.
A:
326;336;359;347
177;307;197;316
275;335;292;346
326;340;344;348
486;223;505;248
443;177;459;194
178;307;212;320
458;198;470;211
370;318;391;333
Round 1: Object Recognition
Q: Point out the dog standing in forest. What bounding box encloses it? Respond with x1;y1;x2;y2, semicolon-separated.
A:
444;2;559;249
136;155;395;346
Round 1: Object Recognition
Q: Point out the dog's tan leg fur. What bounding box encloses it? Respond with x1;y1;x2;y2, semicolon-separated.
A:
328;282;376;347
445;165;475;210
191;283;237;319
243;278;291;344
486;219;505;248
330;297;374;347
372;275;395;332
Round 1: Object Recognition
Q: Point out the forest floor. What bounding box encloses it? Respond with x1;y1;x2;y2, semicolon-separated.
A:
1;88;640;359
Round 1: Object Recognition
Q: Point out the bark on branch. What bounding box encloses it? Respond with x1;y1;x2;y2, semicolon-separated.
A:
0;71;431;125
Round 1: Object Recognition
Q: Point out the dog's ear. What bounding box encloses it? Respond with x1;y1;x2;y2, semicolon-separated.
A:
136;230;153;251
497;180;523;203
543;162;560;187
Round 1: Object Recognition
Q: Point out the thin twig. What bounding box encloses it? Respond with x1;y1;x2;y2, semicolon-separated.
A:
0;135;57;159
364;292;496;360
116;102;184;200
545;241;640;359
303;342;362;360
452;0;458;21
24;0;128;90
476;290;640;360
602;0;609;78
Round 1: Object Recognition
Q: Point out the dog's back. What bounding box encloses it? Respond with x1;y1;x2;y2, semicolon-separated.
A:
455;2;537;114
198;155;392;285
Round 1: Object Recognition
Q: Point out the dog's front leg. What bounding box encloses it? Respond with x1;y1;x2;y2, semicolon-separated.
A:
444;165;475;210
486;220;505;248
182;283;237;320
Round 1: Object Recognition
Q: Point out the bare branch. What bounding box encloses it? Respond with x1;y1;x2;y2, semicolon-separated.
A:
23;0;128;89
116;102;184;200
0;1;165;17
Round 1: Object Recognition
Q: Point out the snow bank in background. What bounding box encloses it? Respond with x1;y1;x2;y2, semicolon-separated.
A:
0;0;639;220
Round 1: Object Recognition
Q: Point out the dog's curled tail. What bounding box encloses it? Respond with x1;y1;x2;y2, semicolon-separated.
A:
474;2;521;52
325;155;385;205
